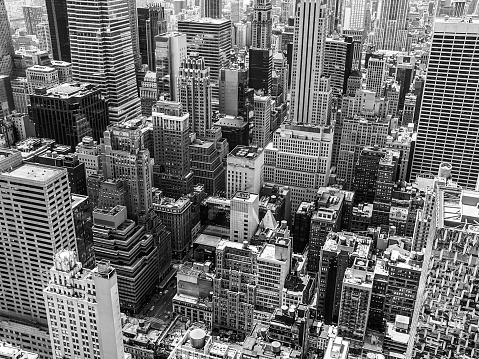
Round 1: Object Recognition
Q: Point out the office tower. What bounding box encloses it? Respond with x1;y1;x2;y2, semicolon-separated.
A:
0;155;77;357
177;54;212;138
272;52;288;102
44;250;125;359
29;83;109;150
202;0;222;18
231;0;243;23
22;5;44;35
213;239;258;333
411;18;479;189
353;146;387;204
25;65;59;93
226;146;264;198
138;4;166;71
189;128;226;195
0;75;14;116
336;116;389;189
343;0;370;32
92;206;159;312
0;0;13;77
280;0;295;22
338;258;372;349
371;149;399;225
324;36;354;95
139;71;157;116
152;100;194;198
264;123;333;213
249;48;273;95
45;0;71;62
215;115;250;150
374;0;408;51
252;0;273;49
307;189;344;273
395;54;415;111
409;185;479;359
100;119;153;219
70;194;94;267
155;32;188;100
290;0;331;125
230;192;260;243
11;78;29;113
67;0;140;122
383;248;422;325
76;136;101;177
219;63;254;125
36;22;52;54
252;93;272;148
365;54;388;96
256;236;292;312
177;18;232;102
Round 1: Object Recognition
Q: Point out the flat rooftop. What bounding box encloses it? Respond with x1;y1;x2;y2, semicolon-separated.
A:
229;145;263;159
1;163;63;183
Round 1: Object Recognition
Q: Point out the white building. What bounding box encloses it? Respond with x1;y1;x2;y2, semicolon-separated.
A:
0;157;77;357
25;65;59;93
226;146;264;198
230;192;259;243
264;123;333;213
44;250;125;359
365;55;388;97
76;136;101;177
0;342;38;359
374;0;408;51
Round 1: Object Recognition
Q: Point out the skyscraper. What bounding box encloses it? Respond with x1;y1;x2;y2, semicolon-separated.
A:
67;0;141;122
252;0;273;49
290;0;332;125
411;18;479;189
202;0;222;18
0;152;77;356
374;0;408;51
252;92;272;147
152;100;194;198
155;32;188;101
22;5;44;35
0;0;13;76
45;0;71;62
177;54;212;138
138;4;167;71
29;83;109;150
249;48;273;95
44;251;125;359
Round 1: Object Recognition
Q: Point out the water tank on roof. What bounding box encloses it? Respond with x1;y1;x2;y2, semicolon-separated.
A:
281;305;288;315
189;328;206;349
438;162;452;179
271;341;281;353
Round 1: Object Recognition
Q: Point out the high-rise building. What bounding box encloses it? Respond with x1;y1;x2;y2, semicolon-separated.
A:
353;146;387;204
138;4;166;71
252;0;273;49
249;48;273;95
365;54;388;96
342;0;370;32
45;0;71;62
152;100;194;198
226;146;264;198
155;32;188;100
29;83;109;150
230;192;260;243
0;154;77;357
411;18;479;189
202;0;222;18
139;71;158;116
100;118;153;219
177;18;232;104
323;36;354;95
0;0;13;77
22;5;44;35
44;250;125;359
51;60;72;83
0;75;14;116
177;54;212;138
67;0;140;122
219;63;254;125
213;239;258;333
338;258;372;350
290;0;331;125
409;184;479;359
92;206;159;312
252;93;271;148
374;0;408;51
264;123;333;213
36;22;52;54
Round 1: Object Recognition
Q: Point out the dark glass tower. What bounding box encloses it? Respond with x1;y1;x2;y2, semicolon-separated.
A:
45;0;71;62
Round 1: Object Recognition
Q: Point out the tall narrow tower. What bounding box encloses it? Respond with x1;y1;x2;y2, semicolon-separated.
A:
252;0;273;49
45;0;71;62
411;18;479;189
0;0;13;76
374;0;408;51
67;0;141;122
289;0;332;125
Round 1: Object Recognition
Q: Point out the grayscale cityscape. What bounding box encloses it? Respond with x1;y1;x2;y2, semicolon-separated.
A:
0;0;478;358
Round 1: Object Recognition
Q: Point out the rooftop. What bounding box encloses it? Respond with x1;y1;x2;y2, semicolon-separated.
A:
1;163;63;183
228;145;263;159
0;342;38;359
